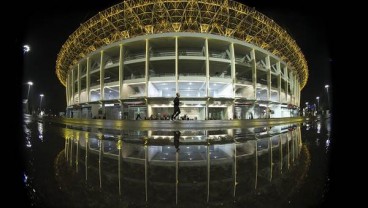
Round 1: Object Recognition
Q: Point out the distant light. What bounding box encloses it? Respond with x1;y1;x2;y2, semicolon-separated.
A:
40;94;44;97
27;81;33;86
325;85;329;88
23;45;30;53
316;96;319;100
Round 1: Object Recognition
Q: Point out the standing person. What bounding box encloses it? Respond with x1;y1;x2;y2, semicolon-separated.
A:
171;92;181;120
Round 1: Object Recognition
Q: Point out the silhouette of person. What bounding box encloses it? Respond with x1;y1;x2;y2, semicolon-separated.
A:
171;92;181;120
173;130;181;152
136;113;142;120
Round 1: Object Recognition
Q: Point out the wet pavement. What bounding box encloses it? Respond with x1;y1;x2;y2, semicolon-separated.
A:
21;115;331;207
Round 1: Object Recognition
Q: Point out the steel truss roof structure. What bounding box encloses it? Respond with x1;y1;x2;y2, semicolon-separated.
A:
56;0;308;88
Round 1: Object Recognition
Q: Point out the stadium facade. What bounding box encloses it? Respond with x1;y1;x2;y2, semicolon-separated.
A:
56;0;308;120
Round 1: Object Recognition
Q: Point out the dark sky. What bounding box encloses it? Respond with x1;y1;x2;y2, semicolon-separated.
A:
19;0;333;113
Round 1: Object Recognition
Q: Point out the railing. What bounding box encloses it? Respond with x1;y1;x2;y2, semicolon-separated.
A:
150;73;175;77
151;51;175;57
236;77;252;82
123;74;145;80
209;51;229;59
125;53;145;61
210;74;231;78
105;57;119;66
178;49;204;56
179;73;205;77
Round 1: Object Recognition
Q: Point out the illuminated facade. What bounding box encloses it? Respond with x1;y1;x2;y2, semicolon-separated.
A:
57;0;308;120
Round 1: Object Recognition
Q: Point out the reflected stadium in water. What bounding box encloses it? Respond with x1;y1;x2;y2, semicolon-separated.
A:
56;124;309;207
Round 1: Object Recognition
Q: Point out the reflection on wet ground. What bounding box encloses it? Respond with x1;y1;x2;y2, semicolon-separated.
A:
23;116;331;207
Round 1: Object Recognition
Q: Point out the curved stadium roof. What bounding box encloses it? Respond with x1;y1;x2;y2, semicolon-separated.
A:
56;0;308;88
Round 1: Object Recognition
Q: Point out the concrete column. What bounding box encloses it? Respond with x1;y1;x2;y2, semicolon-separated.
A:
291;73;294;105
230;43;236;98
251;49;257;99
145;39;149;97
294;74;297;106
71;69;75;105
86;57;91;102
175;37;178;93
100;50;105;100
277;62;281;102
205;39;210;119
285;67;288;104
119;44;124;99
77;64;81;104
266;56;271;101
66;73;69;106
297;80;300;107
205;38;209;97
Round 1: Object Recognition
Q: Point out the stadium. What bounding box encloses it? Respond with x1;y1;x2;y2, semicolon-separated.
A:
56;0;308;120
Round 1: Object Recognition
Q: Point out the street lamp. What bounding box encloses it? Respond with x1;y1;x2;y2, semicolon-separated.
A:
26;81;33;100
316;96;320;112
325;84;330;109
39;94;44;111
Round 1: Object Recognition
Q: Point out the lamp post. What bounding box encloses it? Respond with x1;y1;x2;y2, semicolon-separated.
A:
26;81;33;100
39;94;44;112
325;85;330;109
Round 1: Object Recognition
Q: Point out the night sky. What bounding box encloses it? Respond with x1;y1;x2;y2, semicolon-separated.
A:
19;0;333;114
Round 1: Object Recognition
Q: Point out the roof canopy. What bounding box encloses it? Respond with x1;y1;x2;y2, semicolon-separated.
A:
56;0;308;88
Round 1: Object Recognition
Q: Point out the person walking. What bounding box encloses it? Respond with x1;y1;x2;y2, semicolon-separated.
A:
171;92;181;120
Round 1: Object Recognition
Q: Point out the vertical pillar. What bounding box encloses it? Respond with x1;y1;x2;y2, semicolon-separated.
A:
285;67;288;104
175;37;178;93
100;50;105;100
294;74;297;106
86;57;91;102
205;39;210;119
205;38;210;96
66;74;69;106
77;64;81;104
266;56;271;101
297;80;300;107
230;43;236;98
277;62;281;102
71;69;75;105
145;39;149;97
251;49;257;99
119;44;124;99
